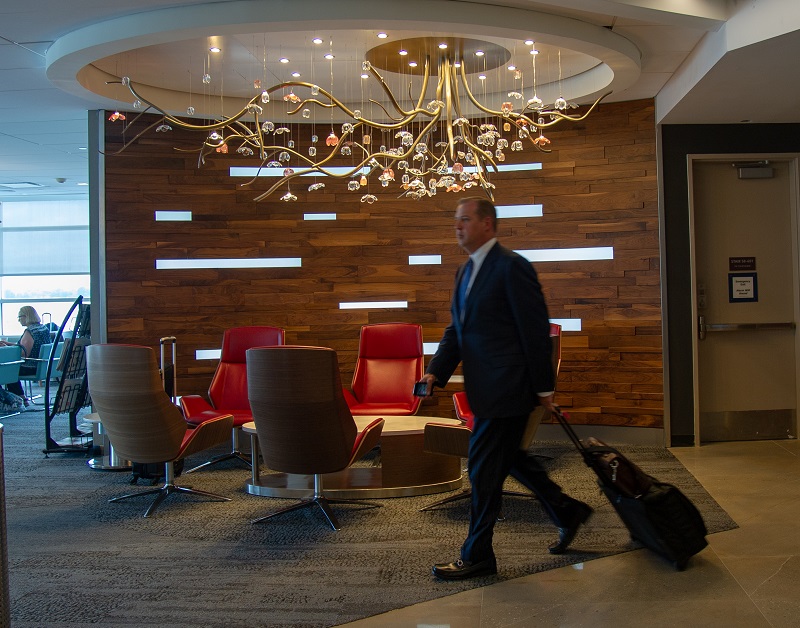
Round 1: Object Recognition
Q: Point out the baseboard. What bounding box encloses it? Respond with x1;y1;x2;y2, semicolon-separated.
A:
536;424;666;447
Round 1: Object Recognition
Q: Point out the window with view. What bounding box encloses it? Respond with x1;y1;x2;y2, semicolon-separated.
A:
0;200;90;337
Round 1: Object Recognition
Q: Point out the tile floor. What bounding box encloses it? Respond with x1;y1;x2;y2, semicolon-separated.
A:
343;439;800;627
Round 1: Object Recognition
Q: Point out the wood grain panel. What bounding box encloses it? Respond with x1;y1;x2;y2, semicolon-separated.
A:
103;99;661;427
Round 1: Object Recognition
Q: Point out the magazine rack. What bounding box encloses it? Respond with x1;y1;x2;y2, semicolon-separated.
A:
43;296;92;455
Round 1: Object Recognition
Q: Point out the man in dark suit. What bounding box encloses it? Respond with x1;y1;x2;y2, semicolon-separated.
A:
419;197;592;580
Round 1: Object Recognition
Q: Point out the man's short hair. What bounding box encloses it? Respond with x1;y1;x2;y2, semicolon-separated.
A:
458;196;498;229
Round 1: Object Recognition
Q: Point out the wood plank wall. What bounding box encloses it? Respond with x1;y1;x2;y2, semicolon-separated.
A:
103;98;661;427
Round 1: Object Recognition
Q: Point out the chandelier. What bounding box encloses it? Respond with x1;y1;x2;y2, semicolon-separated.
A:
109;37;608;203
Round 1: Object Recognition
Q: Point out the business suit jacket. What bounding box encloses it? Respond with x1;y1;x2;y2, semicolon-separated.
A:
427;242;554;419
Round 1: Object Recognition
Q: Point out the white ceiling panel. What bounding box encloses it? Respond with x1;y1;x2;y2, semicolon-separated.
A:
0;0;798;198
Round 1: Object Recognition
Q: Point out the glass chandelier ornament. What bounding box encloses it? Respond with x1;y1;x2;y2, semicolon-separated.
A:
108;38;609;203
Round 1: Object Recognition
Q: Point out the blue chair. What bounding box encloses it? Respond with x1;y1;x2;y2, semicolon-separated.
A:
20;343;54;402
0;346;24;417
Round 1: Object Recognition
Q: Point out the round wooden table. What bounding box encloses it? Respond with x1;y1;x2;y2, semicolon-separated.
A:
242;416;463;499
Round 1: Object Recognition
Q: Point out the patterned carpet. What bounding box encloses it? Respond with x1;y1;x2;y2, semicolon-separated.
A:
2;408;736;627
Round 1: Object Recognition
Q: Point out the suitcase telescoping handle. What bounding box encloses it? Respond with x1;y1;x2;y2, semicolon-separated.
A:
551;406;592;462
159;336;177;402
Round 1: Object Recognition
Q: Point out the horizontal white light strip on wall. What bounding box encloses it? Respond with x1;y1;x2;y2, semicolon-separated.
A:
423;342;440;355
515;247;614;262
550;318;582;332
154;210;192;221
304;213;337;221
338;301;408;310
465;163;542;173
196;349;222;360
156;258;302;269
409;255;442;265
496;204;543;218
423;319;581;355
230;166;369;177
230;163;541;178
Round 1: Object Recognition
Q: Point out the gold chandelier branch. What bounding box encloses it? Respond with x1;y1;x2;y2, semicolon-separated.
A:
109;41;606;203
520;91;612;127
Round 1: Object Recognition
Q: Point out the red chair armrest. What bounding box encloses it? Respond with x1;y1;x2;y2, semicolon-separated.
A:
348;418;384;464
342;388;360;408
180;395;214;420
178;413;234;458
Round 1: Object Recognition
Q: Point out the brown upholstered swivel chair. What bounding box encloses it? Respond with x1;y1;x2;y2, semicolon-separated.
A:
246;346;384;530
343;322;424;416
181;326;285;473
86;344;234;517
421;323;562;512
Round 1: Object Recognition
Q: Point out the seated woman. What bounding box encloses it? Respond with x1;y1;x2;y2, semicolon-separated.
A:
0;306;52;405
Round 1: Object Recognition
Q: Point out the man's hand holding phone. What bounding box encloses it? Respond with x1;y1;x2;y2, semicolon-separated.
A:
413;373;436;397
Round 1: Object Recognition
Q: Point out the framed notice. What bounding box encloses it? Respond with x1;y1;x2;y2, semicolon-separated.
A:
729;273;758;303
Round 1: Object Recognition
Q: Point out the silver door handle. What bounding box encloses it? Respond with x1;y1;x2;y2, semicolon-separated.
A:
699;320;795;339
703;322;795;332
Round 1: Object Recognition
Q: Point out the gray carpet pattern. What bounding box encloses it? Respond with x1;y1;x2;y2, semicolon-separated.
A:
3;408;737;627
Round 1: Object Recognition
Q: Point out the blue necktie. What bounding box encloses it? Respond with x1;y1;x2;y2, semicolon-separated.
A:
457;258;473;318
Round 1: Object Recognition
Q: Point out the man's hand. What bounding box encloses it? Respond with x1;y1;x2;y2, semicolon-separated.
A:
537;392;555;412
417;373;437;397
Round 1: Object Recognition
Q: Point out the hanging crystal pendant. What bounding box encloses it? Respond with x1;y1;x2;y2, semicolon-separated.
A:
202;73;211;84
187;106;195;115
261;90;270;104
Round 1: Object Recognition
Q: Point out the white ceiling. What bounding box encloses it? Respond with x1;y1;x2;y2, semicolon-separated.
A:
1;0;799;202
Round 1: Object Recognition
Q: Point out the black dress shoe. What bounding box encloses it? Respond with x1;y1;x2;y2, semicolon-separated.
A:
548;501;593;554
432;557;497;580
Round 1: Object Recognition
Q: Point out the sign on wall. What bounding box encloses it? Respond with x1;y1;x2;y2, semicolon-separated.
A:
729;273;758;302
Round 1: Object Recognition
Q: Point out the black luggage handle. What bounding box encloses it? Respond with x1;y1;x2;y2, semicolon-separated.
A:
551;406;595;466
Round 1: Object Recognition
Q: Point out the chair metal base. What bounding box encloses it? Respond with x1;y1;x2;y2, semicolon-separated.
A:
184;426;252;474
108;461;230;517
251;473;381;530
420;488;534;512
184;450;251;474
110;483;231;517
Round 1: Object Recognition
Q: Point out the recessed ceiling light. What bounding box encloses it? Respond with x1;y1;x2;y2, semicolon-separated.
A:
312;37;323;44
530;49;539;55
475;50;484;57
209;46;221;53
324;53;334;60
77;182;88;186
361;74;369;79
525;39;534;45
478;74;486;80
508;65;516;71
438;43;447;49
291;72;301;77
279;57;289;64
454;62;461;68
78;147;87;150
398;49;408;56
377;32;388;39
409;61;418;67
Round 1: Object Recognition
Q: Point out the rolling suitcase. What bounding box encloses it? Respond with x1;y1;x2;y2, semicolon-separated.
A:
553;408;708;570
130;336;182;485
